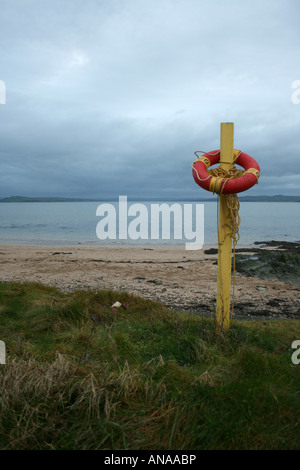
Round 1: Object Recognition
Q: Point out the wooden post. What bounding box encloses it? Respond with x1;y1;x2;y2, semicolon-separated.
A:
216;123;234;330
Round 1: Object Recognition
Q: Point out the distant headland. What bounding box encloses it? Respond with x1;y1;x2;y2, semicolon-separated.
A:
0;195;299;203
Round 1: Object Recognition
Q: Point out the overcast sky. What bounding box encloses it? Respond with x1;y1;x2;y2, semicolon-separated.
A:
0;0;299;199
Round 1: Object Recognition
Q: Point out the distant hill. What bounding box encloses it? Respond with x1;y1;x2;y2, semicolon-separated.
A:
238;195;300;202
180;195;300;202
0;195;299;203
0;196;98;203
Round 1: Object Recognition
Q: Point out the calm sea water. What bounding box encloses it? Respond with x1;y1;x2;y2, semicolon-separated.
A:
0;201;299;247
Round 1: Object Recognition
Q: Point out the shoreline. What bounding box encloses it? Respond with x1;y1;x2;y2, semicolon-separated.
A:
0;241;291;250
1;243;299;322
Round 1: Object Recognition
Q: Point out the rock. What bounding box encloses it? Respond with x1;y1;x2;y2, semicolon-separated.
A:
235;241;300;286
267;299;281;307
204;248;218;255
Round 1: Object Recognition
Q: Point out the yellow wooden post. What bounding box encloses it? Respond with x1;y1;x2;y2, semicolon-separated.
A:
216;123;234;330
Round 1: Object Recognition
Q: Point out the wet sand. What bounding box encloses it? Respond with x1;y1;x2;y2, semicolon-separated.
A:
0;244;299;321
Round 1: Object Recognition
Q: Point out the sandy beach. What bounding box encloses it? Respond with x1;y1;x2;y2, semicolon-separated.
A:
0;244;299;321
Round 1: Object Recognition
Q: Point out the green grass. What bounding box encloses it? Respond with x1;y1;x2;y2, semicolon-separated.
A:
0;282;299;450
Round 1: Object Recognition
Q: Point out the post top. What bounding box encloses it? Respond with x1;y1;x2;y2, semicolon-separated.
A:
220;122;234;166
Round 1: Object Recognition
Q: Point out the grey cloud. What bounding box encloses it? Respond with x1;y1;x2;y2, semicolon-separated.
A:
0;0;299;198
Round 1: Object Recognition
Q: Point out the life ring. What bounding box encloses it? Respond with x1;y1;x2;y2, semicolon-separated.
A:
192;149;260;194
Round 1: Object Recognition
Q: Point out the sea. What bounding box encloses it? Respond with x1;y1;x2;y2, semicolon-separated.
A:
0;201;299;248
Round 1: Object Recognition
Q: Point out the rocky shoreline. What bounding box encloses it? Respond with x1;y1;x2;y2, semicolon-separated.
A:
197;241;300;321
234;240;300;287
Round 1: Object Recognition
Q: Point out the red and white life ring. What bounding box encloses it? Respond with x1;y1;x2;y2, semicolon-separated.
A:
192;150;260;194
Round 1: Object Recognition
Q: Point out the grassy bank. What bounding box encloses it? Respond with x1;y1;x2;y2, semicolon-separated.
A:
0;282;299;450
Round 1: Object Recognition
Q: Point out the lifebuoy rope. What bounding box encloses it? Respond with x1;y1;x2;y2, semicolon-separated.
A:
192;149;242;242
